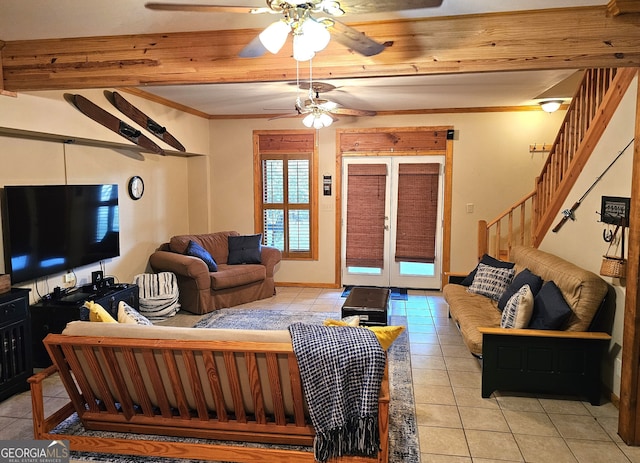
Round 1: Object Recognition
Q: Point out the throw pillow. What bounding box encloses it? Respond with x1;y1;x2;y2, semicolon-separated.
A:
467;263;515;301
528;281;573;330
366;325;404;350
500;284;534;329
461;254;515;286
497;268;544;311
227;234;262;265
117;301;153;326
84;300;117;323
323;315;361;327
185;240;218;272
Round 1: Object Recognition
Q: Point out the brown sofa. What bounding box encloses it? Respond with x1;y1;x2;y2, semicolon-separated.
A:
149;231;281;314
30;321;390;463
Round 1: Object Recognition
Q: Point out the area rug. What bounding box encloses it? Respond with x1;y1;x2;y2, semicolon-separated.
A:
58;309;419;463
341;286;409;301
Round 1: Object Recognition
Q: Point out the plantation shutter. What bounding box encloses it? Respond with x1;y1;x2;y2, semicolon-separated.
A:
395;163;440;263
345;164;387;268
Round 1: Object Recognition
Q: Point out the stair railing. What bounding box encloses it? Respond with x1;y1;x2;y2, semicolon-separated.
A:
478;67;637;259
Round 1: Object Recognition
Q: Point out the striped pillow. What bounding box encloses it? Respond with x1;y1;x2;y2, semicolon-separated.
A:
467;263;515;301
500;284;534;329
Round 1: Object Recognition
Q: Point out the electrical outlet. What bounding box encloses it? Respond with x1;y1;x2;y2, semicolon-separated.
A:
63;273;75;284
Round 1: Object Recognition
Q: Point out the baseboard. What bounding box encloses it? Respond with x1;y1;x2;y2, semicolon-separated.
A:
275;282;341;289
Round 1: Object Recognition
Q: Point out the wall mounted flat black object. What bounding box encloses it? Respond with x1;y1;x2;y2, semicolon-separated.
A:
110;91;186;152
72;94;165;155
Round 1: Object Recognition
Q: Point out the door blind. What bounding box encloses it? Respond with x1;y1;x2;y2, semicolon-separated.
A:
395;163;440;263
345;164;387;268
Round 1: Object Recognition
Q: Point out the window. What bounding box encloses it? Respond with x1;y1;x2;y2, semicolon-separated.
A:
254;131;318;260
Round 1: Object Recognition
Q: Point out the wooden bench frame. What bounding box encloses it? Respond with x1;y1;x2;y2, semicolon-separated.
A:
30;334;389;463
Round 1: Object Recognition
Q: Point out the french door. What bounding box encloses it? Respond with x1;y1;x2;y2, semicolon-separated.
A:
341;156;445;290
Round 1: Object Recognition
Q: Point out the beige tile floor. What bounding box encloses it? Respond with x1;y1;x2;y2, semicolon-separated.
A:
1;286;639;463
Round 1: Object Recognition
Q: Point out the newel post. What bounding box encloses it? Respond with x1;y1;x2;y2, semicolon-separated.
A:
477;220;488;260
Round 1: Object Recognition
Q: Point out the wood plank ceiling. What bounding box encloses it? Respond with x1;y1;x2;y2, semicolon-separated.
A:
1;4;640;93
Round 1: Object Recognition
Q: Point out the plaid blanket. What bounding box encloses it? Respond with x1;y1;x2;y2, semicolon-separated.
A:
288;323;386;462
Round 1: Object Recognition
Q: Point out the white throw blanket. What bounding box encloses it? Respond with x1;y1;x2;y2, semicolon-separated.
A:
288;323;386;462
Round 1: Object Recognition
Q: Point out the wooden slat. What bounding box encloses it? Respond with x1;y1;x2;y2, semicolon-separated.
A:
244;352;267;425
287;354;307;428
101;347;136;419
142;349;173;418
3;7;640;92
223;352;247;423
265;353;286;427
182;350;210;421
60;345;101;414
81;346;119;415
121;347;155;417
162;350;191;419
202;351;228;422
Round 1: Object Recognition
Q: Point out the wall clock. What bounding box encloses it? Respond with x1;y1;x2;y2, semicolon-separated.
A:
128;176;144;200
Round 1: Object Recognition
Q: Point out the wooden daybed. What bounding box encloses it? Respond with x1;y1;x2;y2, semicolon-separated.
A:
29;322;389;463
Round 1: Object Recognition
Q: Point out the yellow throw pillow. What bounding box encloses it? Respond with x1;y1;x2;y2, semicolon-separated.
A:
84;300;117;323
367;325;404;350
323;315;360;327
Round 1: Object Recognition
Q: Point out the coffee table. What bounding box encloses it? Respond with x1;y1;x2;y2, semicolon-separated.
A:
341;287;390;326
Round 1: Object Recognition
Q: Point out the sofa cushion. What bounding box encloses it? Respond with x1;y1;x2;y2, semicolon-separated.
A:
467;263;515;301
185;240;218;272
528;281;573;330
211;264;266;290
500;285;534;329
443;284;502;356
228;234;262;265
461;254;515;286
511;246;608;331
497;268;543;311
169;231;239;265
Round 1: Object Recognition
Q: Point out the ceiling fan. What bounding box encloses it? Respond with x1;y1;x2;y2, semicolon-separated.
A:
145;1;443;60
272;81;376;128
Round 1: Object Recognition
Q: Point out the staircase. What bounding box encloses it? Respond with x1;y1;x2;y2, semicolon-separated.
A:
478;67;637;260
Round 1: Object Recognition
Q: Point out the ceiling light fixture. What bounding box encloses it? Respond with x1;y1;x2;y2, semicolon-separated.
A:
302;110;334;129
539;100;563;113
257;5;332;62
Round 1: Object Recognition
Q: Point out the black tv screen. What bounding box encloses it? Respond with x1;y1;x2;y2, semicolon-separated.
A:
2;184;120;284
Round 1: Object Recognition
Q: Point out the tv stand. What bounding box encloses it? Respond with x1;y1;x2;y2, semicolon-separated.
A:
30;283;139;367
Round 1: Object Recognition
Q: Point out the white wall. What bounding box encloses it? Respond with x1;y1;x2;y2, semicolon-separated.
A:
209;110;566;284
0;89;210;303
540;76;638;397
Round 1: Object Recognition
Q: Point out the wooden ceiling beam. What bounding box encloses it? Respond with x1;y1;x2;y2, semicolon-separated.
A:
2;6;640;92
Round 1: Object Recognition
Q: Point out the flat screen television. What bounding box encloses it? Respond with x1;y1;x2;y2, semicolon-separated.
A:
2;184;120;284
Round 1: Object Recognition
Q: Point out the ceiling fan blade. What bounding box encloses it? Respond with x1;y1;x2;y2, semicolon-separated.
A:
239;34;269;58
340;0;443;14
145;3;271;14
326;20;386;57
269;113;303;120
330;107;377;116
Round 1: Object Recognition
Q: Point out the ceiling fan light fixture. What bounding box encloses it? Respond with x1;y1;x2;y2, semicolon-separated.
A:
293;33;316;61
302;113;316;128
259;20;290;54
539;100;563;113
302;111;333;129
319;112;333;126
